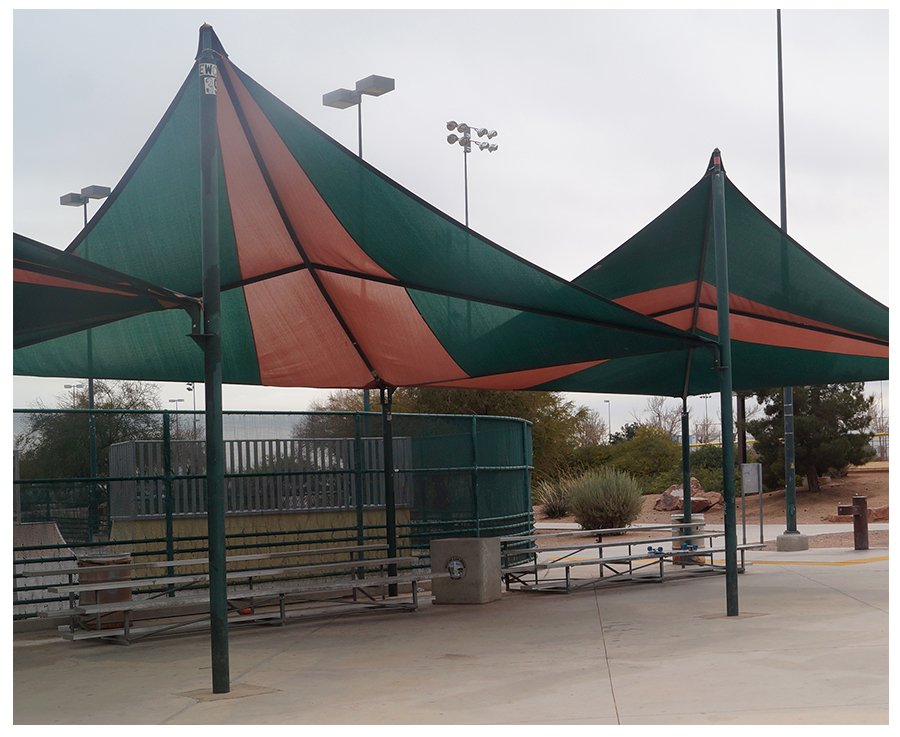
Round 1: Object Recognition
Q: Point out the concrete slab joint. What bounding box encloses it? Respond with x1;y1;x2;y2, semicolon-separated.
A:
430;537;502;605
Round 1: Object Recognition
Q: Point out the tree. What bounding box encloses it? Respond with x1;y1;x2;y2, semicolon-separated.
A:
637;396;682;438
604;424;681;492
574;408;607;447
16;380;163;479
609;422;641;445
745;383;876;493
299;387;588;482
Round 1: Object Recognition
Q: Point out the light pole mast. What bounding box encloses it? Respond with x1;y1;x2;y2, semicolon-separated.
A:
775;9;808;552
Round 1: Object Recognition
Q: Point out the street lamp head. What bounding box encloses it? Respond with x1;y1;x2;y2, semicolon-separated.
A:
60;193;87;207
447;133;459;144
446;120;458;131
322;87;359;109
80;185;111;200
354;74;394;97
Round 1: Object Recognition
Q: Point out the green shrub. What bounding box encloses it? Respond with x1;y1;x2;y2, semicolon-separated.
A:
565;467;645;532
534;476;570;518
603;425;680;492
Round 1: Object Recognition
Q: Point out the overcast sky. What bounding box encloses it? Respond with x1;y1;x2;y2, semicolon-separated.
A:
11;7;891;431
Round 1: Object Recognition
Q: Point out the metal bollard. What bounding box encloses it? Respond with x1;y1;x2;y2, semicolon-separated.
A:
836;494;869;551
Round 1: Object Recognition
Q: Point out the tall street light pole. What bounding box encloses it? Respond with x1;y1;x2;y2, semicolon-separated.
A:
604;400;611;443
323;74;395;158
324;75;395;417
64;383;83;407
61;184;110;542
445;122;498;227
775;9;808;552
169;398;184;436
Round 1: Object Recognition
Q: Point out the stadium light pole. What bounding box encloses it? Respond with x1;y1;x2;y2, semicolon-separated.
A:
323;75;394;417
604;399;611;443
445;122;498;227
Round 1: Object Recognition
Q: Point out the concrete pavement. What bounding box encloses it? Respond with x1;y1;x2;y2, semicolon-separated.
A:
13;543;888;725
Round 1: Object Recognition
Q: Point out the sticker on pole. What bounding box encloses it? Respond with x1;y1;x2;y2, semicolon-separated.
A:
199;62;218;95
446;556;466;580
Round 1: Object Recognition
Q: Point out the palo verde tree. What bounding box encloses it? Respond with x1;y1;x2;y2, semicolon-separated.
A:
745;383;876;493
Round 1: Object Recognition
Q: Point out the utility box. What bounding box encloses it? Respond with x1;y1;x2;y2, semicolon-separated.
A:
430;537;502;605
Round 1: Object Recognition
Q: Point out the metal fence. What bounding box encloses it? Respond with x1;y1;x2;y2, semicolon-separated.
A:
108;437;413;518
13;409;534;620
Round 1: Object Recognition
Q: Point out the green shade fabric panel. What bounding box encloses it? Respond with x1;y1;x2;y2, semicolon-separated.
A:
13;233;200;350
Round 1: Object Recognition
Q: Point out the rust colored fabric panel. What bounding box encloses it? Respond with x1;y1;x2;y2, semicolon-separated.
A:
14;268;140;297
729;313;888;358
224;60;393;280
243;270;374;387
614;281;699;315
317;271;468;387
426;360;608;390
217;75;304;280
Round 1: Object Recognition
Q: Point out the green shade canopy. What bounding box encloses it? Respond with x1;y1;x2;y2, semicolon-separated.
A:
13;29;886;397
533;154;888;397
13;28;707;388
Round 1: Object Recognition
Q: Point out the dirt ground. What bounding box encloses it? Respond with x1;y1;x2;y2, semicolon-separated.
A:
533;465;889;550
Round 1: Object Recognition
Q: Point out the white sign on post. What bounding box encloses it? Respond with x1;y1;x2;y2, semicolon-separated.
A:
741;463;762;495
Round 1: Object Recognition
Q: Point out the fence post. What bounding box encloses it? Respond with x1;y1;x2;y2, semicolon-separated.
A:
163;412;175;594
354;413;365;552
471;416;480;536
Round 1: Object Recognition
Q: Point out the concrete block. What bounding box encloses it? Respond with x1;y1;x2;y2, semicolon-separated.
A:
776;532;809;551
430;537;502;605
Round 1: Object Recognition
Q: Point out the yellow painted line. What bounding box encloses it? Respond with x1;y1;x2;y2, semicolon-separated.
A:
716;556;889;566
548;555;890;567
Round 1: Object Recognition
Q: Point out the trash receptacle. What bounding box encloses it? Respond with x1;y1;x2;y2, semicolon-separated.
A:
77;553;132;628
670;514;705;564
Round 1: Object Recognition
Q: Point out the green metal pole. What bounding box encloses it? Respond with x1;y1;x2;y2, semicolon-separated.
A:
198;24;229;693
380;386;398;595
711;149;739;617
163;412;175;596
472;416;481;536
681;399;692;525
777;9;799;534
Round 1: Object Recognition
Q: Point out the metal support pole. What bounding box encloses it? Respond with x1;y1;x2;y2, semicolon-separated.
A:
380;385;398;596
681;399;692;524
711;149;739;616
464;148;469;228
777;9;800;536
198;25;229;694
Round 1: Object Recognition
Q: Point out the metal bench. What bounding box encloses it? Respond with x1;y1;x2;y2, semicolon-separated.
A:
39;544;448;644
501;525;765;593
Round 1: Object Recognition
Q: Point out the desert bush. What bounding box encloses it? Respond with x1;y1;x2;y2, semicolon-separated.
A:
565;467;644;532
534;476;570;518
